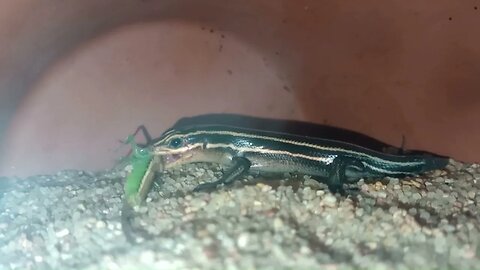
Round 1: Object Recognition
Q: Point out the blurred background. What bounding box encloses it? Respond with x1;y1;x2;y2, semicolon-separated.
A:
0;0;479;177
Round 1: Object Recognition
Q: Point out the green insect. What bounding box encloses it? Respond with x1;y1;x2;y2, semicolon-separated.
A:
120;131;162;243
122;133;158;207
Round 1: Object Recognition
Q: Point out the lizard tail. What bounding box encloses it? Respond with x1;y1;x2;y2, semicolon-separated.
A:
423;155;449;171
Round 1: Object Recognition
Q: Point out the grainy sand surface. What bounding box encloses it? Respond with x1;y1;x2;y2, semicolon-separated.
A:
0;160;479;270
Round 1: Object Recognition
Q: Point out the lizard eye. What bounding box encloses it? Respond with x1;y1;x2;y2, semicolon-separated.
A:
168;138;184;149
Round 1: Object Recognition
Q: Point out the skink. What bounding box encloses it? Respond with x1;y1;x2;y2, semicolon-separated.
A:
125;124;449;203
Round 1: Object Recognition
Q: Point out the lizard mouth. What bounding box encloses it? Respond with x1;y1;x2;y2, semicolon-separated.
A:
164;153;182;164
163;152;195;168
157;145;202;168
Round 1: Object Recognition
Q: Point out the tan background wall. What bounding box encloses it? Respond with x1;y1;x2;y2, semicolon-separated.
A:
0;0;479;176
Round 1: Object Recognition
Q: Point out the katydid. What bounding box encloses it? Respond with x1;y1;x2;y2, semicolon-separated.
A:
121;127;160;243
121;125;161;206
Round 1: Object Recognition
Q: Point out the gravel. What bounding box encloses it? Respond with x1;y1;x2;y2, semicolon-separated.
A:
0;160;479;270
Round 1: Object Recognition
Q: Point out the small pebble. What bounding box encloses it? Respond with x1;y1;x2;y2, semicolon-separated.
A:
412;193;422;201
140;250;155;264
273;218;284;231
321;194;337;207
55;229;70;238
96;221;106;229
237;233;249;249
